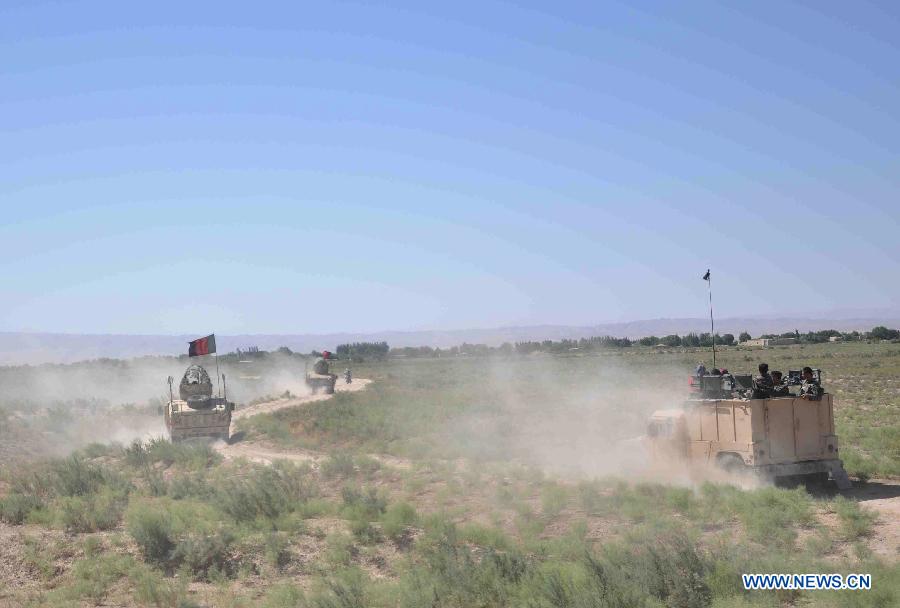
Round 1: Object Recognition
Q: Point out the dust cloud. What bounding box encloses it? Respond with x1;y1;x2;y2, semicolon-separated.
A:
418;353;757;488
488;355;684;477
0;352;313;460
1;349;759;488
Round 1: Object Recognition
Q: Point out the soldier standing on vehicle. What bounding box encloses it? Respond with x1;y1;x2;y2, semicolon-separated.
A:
799;366;822;400
753;363;774;398
771;371;790;397
695;362;707;376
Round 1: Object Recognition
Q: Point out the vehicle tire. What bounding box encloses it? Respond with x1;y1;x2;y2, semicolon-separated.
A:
805;472;830;488
715;453;746;474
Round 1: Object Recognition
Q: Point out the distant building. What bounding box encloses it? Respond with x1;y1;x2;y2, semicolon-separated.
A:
741;338;798;347
829;336;843;343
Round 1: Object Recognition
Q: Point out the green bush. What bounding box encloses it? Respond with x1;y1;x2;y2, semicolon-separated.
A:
168;471;213;500
1;455;131;531
0;492;43;524
350;515;382;545
48;456;109;497
355;455;382;477
81;442;119;459
832;496;876;540
11;455;131;498
458;523;511;551
324;533;355;567
381;502;418;542
264;532;292;571
171;528;235;580
56;488;125;532
21;535;57;581
310;567;371;608
130;562;189;607
341;486;387;521
731;487;814;547
141;466;168;497
540;483;568;519
576;480;605;515
49;554;134;603
216;461;317;523
343;486;389;545
531;558;646;608
321;453;356;479
128;437;220;469
841;449;878;482
263;583;306;608
398;525;530;608
126;504;176;566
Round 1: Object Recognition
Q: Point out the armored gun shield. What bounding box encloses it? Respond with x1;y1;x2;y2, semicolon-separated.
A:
179;364;214;408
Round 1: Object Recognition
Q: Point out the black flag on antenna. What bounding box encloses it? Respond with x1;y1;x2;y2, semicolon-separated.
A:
702;269;710;281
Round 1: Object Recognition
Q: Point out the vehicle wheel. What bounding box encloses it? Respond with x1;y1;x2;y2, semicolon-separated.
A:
804;472;830;488
715;453;746;474
775;475;802;488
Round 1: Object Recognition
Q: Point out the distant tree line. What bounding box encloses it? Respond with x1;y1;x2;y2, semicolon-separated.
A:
382;325;900;359
334;341;390;361
637;333;736;347
751;326;900;343
213;325;900;363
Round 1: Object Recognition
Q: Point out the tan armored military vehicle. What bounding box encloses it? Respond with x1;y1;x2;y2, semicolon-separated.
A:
646;370;851;489
164;364;234;441
305;351;337;395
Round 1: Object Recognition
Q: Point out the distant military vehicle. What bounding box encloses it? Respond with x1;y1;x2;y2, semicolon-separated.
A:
646;370;851;489
164;364;233;441
305;351;337;394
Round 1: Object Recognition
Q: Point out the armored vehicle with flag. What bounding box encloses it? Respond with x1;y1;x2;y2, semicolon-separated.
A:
645;370;851;488
164;334;233;441
165;364;234;441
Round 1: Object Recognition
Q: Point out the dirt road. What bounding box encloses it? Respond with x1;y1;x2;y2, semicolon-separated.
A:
230;378;372;422
216;379;410;470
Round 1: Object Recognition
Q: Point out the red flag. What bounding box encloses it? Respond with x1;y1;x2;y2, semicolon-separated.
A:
188;334;216;357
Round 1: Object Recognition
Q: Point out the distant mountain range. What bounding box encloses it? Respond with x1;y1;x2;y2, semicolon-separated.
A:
2;316;898;365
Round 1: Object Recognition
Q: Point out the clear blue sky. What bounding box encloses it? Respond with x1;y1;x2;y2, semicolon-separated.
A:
1;1;898;335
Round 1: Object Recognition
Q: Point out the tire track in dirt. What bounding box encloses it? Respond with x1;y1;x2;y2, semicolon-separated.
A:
216;379;410;470
842;479;900;559
230;378;372;422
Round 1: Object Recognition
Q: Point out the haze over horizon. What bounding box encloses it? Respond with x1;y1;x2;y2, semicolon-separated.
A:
3;1;898;336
